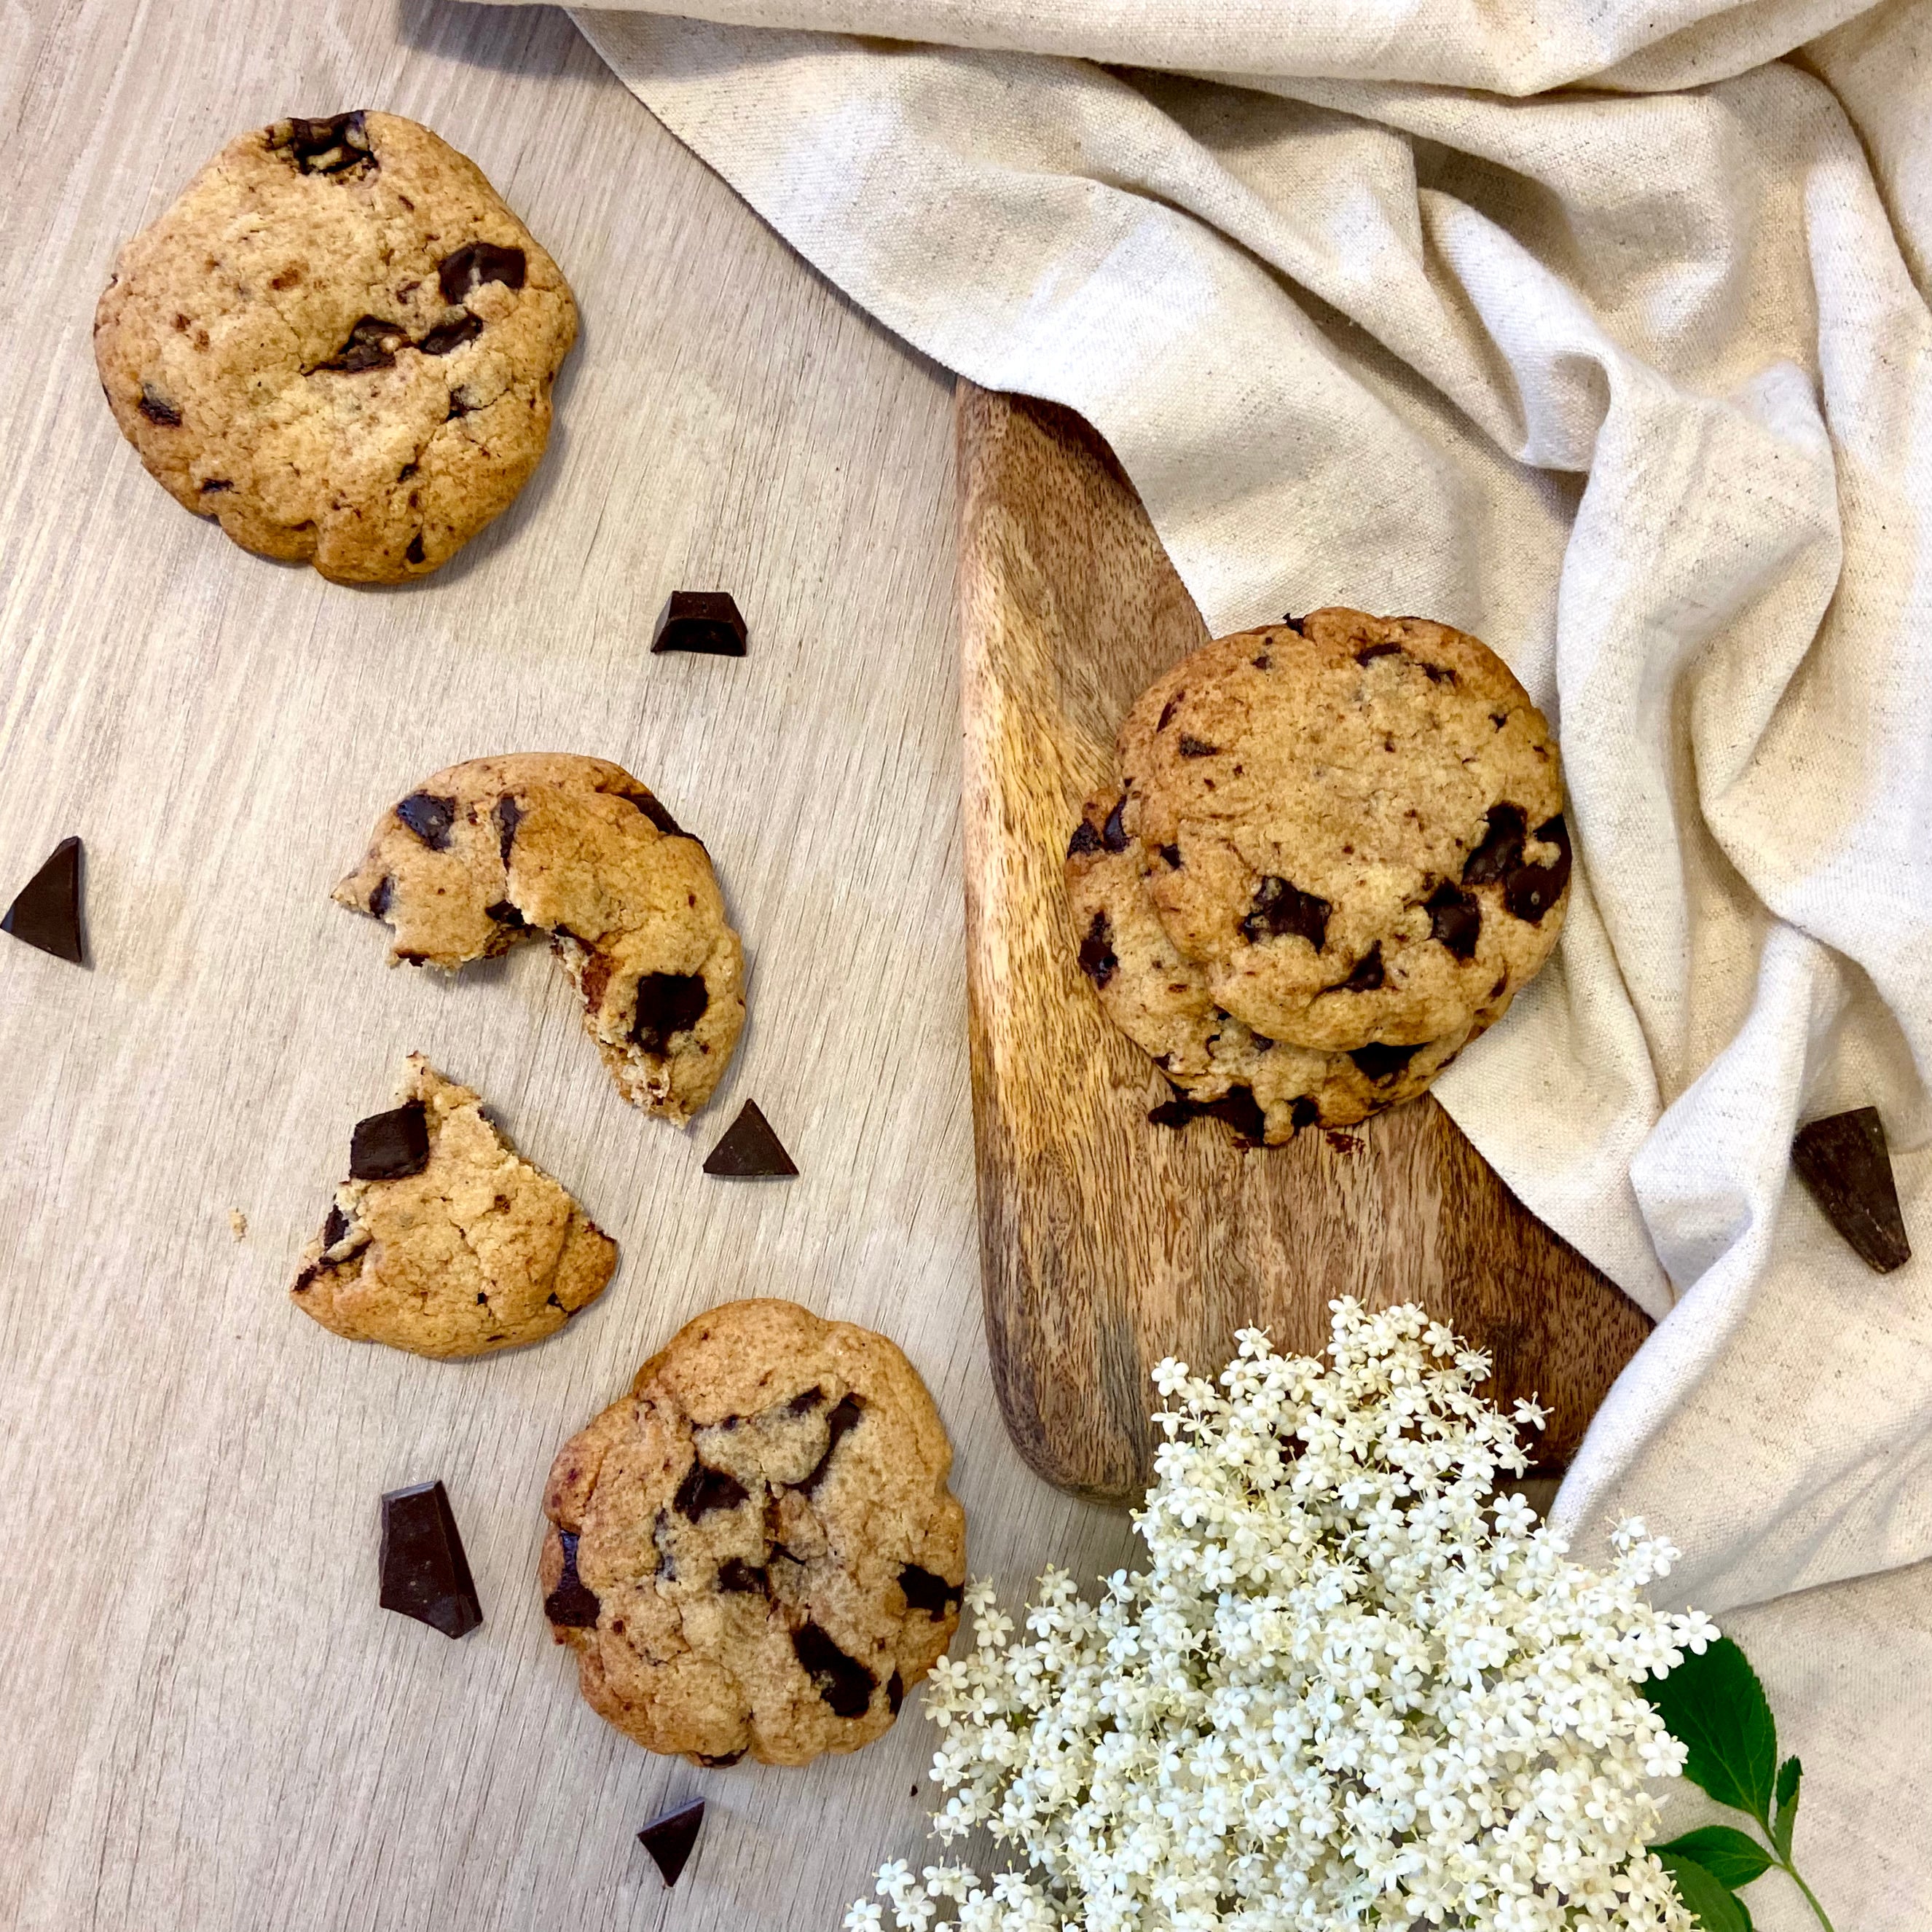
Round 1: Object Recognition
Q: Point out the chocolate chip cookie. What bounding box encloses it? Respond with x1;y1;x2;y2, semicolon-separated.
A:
539;1299;965;1767
1066;796;1501;1139
94;111;576;582
333;755;745;1125
291;1055;616;1357
1118;610;1569;1049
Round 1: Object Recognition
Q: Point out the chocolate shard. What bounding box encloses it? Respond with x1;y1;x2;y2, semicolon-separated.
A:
1462;804;1528;886
138;384;181;425
1349;1040;1424;1083
1356;640;1404;664
322;1203;350;1248
543;1528;601;1627
378;1479;482;1638
1067;820;1103;859
321;316;407;373
395;791;458;850
652;590;747;657
1503;814;1573;924
887;1670;905;1714
1101;798;1130;852
1338;942;1384;993
438;241;527;305
1158;843;1182;869
675;1461;750;1521
1177;734;1220;758
703;1100;798;1179
350;1099;431;1180
2;836;85;963
898;1565;964;1617
1077;910;1118;989
637;1797;705;1888
1425;881;1481;959
492;794;524;867
1289;1096;1321;1131
627;790;686;838
1792;1107;1911;1273
634;972;709;1055
801;1395;865;1493
718;1557;768;1594
1147;1085;1267;1146
785;1386;826;1416
793;1621;875;1718
419;311;482;356
1157;692;1185;731
484;900;528;930
268;111;373;174
1241;876;1330;951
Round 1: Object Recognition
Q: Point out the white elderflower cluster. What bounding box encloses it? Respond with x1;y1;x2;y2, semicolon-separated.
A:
849;1300;1717;1932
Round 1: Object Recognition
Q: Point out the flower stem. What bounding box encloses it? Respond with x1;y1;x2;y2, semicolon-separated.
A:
1780;1858;1837;1932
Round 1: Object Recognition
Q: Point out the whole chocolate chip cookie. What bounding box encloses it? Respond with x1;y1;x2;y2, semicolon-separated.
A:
1066;796;1501;1140
540;1299;965;1767
333;754;745;1125
1118;610;1568;1049
291;1055;616;1357
93;111;576;583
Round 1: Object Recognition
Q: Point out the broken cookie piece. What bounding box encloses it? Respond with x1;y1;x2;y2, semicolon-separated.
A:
332;754;746;1125
540;1299;965;1767
291;1053;616;1358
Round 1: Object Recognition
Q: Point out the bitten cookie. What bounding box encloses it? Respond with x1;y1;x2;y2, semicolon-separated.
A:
1118;610;1569;1049
94;111;576;583
1066;796;1501;1140
333;754;745;1125
290;1054;616;1357
540;1299;966;1768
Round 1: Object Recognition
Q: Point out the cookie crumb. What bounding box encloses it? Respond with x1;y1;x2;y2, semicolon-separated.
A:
228;1209;248;1240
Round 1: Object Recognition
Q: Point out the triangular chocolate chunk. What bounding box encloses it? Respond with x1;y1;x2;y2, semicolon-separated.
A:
2;836;84;963
1792;1107;1910;1273
638;1797;704;1886
703;1100;798;1178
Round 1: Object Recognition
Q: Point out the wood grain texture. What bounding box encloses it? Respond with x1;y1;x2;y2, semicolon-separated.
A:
0;9;1140;1931
959;383;1654;1503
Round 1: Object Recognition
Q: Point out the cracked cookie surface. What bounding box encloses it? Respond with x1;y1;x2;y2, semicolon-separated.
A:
332;753;745;1125
1066;796;1501;1139
290;1054;616;1357
540;1298;965;1767
94;111;576;583
1116;610;1569;1049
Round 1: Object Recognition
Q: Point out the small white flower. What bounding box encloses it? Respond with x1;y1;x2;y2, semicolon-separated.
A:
852;1302;1705;1932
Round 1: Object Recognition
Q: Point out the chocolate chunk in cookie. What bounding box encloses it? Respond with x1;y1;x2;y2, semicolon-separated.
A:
540;1299;965;1766
291;1055;616;1358
333;755;746;1125
2;836;85;965
95;113;576;582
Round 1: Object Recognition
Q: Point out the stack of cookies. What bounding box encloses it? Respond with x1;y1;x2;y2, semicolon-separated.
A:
1067;608;1573;1142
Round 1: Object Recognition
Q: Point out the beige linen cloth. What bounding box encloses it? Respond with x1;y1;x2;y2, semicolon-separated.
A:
482;0;1931;1912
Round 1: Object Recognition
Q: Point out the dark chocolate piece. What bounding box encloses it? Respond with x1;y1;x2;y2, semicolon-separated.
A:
1356;641;1403;664
1067;820;1103;858
378;1479;482;1638
1157;692;1185;731
628;790;686;838
1177;734;1219;758
1419;660;1457;685
1338;943;1384;992
404;535;425;565
801;1395;865;1493
492;794;524;865
395;791;458;850
785;1386;826;1416
651;589;747;657
718;1558;767;1594
1426;881;1481;959
1252;653;1271;669
793;1622;875;1718
543;1528;602;1627
350;1099;431;1180
1792;1107;1911;1273
637;1797;705;1888
320;316;406;373
1147;1085;1267;1146
269;111;373;174
322;1204;350;1248
887;1670;905;1714
1158;843;1182;868
696;1750;745;1768
200;479;233;493
1102;798;1130;852
1462;804;1527;886
703;1100;798;1178
1077;910;1118;989
1241;876;1330;950
1349;1040;1424;1083
438;241;527;305
1502;815;1572;923
367;875;393;919
138;383;181;425
1289;1096;1321;1131
898;1565;964;1617
675;1461;750;1521
2;836;84;964
419;311;482;356
634;972;708;1053
484;900;528;930
1281;613;1303;632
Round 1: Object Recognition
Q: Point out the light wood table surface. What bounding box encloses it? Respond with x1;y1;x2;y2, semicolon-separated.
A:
0;5;1136;1926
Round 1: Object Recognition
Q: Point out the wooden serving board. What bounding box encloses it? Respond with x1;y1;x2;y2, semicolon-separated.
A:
957;382;1652;1504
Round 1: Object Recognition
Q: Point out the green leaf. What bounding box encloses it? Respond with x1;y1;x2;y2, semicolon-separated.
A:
1659;1852;1756;1932
1653;1828;1775;1889
1771;1755;1802;1860
1644;1635;1779;1825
